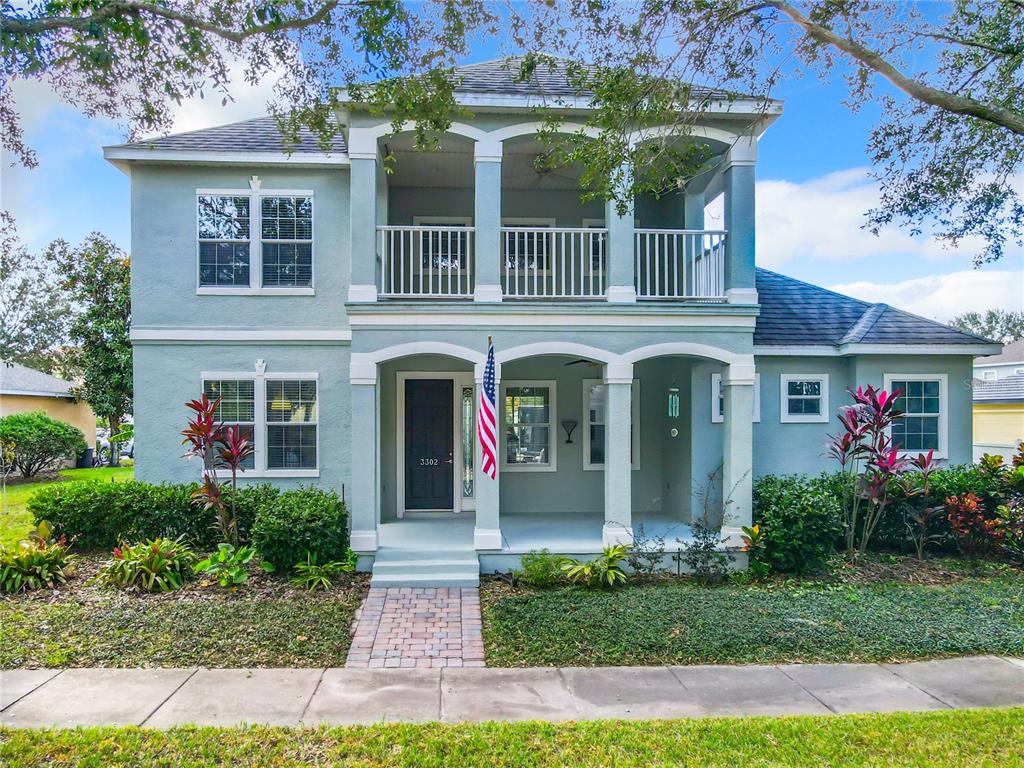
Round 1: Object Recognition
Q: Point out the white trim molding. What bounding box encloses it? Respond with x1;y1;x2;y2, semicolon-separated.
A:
104;147;349;168
602;521;634;547
473;284;503;303
474;528;503;550
780;373;830;424
883;372;949;459
350;529;379;552
606;285;638;304
754;344;1002;357
726;288;758;305
131;328;350;344
348;284;379;303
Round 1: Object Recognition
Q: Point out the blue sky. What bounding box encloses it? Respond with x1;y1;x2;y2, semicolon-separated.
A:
2;27;1021;322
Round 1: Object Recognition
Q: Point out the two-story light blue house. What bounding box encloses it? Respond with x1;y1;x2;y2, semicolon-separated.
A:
105;58;999;586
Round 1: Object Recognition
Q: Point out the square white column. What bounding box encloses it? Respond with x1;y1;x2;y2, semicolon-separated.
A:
348;154;379;302
603;363;634;546
473;147;503;302
605;163;636;303
473;372;502;549
349;378;379;552
720;362;755;547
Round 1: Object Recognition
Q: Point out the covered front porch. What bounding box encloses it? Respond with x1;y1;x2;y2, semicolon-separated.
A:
348;343;757;572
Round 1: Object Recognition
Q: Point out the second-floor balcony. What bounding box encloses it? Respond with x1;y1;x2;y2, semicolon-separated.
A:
377;224;727;301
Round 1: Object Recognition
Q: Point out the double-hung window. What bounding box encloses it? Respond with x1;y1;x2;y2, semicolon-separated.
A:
201;371;319;476
198;196;251;287
885;374;947;457
261;196;313;287
711;373;761;423
204;379;256;469
197;184;314;293
502;381;556;471
584;380;640;470
780;374;829;423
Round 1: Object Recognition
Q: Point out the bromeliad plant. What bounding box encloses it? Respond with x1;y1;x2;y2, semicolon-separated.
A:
100;537;196;592
194;543;255;587
828;385;936;558
0;523;76;594
182;394;254;546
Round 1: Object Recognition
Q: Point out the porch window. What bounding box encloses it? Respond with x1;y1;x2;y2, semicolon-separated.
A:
198;195;251;287
266;379;318;469
583;380;641;470
885;374;947;457
203;379;256;469
502;381;556;471
710;373;761;423
780;374;829;423
261;196;313;287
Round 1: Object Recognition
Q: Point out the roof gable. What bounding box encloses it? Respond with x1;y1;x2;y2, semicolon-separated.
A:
1;361;75;397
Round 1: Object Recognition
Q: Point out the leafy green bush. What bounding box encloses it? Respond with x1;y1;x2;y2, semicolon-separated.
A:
515;549;566;587
0;539;76;593
194;543;255;587
29;480;283;551
251;487;349;571
291;551;357;590
99;537;196;592
753;475;842;574
0;411;87;478
561;545;629;589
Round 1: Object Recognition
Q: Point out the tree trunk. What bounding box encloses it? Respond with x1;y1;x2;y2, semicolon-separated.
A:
108;414;121;467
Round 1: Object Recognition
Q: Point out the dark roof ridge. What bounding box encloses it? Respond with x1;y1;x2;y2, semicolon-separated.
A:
840;302;889;345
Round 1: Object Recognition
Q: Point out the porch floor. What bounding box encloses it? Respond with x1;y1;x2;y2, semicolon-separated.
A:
378;511;694;555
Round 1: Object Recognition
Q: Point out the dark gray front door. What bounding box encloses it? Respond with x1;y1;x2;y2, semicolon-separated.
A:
405;379;454;511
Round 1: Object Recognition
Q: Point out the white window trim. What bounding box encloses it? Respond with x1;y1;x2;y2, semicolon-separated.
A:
1016;367;1024;375
711;373;761;423
780;374;830;424
981;370;998;382
412;216;473;226
583;379;641;471
200;369;320;478
196;187;316;295
500;379;557;472
884;373;949;459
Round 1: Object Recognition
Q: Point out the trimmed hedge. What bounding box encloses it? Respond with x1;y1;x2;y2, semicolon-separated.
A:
752;475;842;574
28;481;290;551
251;487;349;570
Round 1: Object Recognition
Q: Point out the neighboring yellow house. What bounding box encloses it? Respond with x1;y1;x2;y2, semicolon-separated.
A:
973;375;1024;463
0;361;97;454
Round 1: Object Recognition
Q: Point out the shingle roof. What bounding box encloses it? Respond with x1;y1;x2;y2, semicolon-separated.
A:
754;269;996;349
110;116;346;154
978;338;1024;365
1;361;75;397
451;56;728;99
973;374;1024;402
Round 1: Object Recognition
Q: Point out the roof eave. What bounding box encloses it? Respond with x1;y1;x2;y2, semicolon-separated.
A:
754;342;1004;357
102;146;350;170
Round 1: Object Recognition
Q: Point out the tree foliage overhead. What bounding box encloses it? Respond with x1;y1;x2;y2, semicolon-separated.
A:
951;309;1024;343
0;211;72;374
46;233;132;461
3;1;1022;264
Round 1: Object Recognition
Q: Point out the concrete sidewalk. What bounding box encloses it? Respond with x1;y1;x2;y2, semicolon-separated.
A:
2;657;1023;728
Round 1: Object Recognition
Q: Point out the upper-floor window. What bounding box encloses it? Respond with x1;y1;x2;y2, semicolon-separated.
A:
981;369;997;382
196;186;314;294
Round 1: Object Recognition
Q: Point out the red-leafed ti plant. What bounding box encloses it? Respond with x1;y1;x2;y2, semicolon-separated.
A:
182;395;254;546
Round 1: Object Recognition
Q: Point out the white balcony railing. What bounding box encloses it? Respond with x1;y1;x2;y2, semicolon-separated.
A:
378;225;475;298
634;229;727;300
501;227;606;299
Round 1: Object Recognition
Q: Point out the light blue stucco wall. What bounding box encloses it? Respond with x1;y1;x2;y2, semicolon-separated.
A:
133;343;350;494
130;165;349;330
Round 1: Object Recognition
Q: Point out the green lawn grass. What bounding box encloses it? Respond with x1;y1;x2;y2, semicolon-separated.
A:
2;709;1023;767
481;578;1024;667
0;467;133;547
1;589;363;668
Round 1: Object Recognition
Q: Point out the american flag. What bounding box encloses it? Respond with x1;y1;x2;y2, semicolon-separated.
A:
478;338;497;479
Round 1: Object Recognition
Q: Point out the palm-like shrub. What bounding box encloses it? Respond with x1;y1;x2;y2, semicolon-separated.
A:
561;545;629;589
0;536;76;593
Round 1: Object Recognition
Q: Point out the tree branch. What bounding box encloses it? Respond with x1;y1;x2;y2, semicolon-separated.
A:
2;1;342;43
766;0;1024;135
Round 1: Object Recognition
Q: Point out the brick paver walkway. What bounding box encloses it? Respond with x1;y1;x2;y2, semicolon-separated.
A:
345;587;485;669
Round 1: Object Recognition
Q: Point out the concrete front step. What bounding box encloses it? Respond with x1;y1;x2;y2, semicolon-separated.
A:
370;549;481;588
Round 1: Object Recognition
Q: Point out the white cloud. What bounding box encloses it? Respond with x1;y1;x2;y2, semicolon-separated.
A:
755;167;985;268
829;269;1024;322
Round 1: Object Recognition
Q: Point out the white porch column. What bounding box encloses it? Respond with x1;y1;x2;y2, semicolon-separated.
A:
349;361;379;552
720;361;755;547
723;139;757;305
473;142;503;302
603;362;634;546
348;148;379;303
605;163;636;303
473;361;502;549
